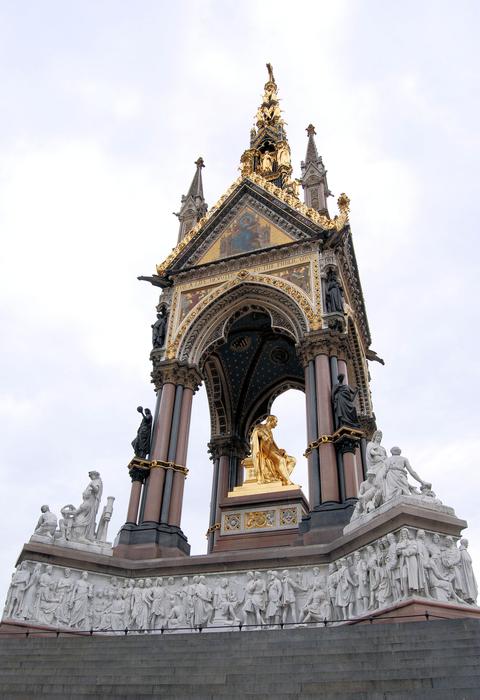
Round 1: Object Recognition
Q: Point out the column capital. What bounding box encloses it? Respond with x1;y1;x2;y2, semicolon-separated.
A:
296;329;350;366
128;465;149;483
150;356;202;393
332;427;363;455
208;435;249;461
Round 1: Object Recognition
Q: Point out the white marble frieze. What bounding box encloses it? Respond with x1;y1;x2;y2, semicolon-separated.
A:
3;527;477;633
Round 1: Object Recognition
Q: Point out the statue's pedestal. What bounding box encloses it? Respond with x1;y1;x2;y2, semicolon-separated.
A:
212;483;309;553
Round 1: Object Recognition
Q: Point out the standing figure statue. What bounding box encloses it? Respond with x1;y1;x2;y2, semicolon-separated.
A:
70;471;104;542
332;374;359;429
152;307;168;349
131;406;152;459
366;430;387;475
325;270;344;314
247;415;296;486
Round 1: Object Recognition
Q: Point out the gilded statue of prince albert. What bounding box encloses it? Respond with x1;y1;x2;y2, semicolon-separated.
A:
244;415;296;486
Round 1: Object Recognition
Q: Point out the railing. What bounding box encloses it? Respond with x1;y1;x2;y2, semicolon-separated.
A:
0;611;454;638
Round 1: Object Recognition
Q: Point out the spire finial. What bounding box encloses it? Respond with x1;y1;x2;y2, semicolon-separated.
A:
175;157;208;242
266;62;275;84
240;65;297;194
300;124;331;214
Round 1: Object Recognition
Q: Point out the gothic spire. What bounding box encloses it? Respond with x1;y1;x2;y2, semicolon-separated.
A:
175;157;208;243
300;124;331;215
240;64;298;195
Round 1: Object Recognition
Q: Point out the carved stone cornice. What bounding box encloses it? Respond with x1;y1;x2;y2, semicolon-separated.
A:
208;435;249;461
358;414;377;440
150;356;202;393
296;329;351;366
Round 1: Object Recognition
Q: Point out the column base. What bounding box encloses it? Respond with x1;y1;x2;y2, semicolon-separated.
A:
298;500;356;544
113;522;190;560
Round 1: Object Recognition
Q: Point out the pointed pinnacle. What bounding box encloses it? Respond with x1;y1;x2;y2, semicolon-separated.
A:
306;124;316;136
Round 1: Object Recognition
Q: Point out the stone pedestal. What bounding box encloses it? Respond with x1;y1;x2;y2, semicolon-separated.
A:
212;484;310;552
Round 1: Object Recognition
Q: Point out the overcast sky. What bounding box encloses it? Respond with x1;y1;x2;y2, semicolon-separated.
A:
1;0;479;604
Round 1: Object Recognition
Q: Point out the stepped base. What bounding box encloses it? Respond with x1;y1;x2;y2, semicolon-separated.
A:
0;620;480;698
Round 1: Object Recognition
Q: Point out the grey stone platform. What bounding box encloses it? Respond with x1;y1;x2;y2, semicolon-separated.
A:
0;619;479;698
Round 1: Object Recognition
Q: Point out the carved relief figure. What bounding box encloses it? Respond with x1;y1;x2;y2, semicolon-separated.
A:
150;577;167;630
69;572;93;629
38;581;60;626
193;575;213;628
265;571;283;626
458;539;478;603
299;583;331;624
6;562;31;619
243;571;266;627
281;569;305;624
396;528;420;597
248;415;296;486
213;578;240;625
22;563;42;620
335;558;357;619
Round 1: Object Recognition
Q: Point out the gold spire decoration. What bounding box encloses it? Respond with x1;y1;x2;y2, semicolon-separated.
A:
239;63;298;196
154;65;351;277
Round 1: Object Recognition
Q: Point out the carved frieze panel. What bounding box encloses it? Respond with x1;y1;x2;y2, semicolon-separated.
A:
4;526;477;633
220;503;304;535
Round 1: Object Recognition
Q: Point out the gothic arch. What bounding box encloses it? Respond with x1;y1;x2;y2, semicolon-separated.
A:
175;278;312;366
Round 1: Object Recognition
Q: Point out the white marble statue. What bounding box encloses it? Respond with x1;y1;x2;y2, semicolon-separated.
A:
31;505;58;542
350;433;447;526
30;472;114;552
366;430;388;477
70;471;103;542
383;448;430;501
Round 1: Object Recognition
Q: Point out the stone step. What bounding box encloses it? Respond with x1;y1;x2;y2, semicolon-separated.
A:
2;650;479;675
2;641;479;665
1;662;479;685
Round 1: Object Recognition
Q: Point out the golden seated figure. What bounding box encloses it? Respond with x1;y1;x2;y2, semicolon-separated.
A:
229;415;298;496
